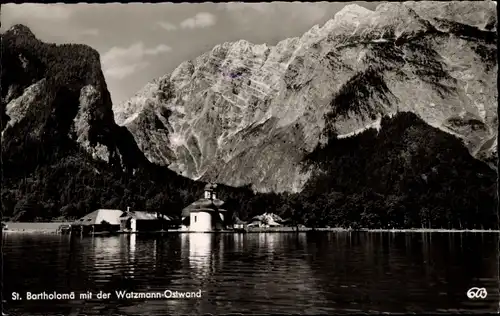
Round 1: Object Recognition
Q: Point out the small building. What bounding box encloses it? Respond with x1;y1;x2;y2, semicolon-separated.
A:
247;213;283;228
73;209;123;233
57;224;72;234
181;183;227;232
233;217;247;230
119;208;175;233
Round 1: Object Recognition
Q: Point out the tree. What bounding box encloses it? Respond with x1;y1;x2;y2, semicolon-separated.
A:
13;196;40;221
100;220;113;232
60;204;78;219
146;193;164;213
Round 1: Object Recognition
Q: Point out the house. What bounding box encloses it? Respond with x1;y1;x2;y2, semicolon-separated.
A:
119;208;176;232
233;216;247;230
181;183;227;232
73;209;123;233
247;213;284;228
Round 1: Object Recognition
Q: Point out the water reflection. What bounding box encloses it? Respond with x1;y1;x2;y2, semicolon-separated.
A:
297;232;307;250
129;234;136;253
257;233;278;258
87;237;123;284
307;232;499;313
151;238;157;271
181;233;189;263
93;236;121;260
234;233;244;252
187;233;213;277
3;232;499;315
127;234;136;278
215;235;224;271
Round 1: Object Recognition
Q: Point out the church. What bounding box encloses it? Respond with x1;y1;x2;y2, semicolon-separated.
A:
181;183;228;232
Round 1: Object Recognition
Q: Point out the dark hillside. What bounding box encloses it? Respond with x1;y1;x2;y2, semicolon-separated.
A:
300;112;497;229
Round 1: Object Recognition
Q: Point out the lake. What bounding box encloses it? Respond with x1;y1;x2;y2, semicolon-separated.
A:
2;232;499;315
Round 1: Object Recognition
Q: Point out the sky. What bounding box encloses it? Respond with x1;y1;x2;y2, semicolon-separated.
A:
1;2;378;105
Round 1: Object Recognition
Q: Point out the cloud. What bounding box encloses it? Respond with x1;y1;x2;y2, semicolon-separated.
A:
144;44;172;55
4;4;74;21
80;28;99;36
180;12;216;29
222;3;271;13
105;62;149;80
156;13;216;32
292;3;328;21
219;2;329;27
157;21;177;31
101;42;172;79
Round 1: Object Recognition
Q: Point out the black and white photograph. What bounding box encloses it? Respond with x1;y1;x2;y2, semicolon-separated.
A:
1;1;499;314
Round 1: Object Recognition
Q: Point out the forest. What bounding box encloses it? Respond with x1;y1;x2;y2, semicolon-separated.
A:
2;111;497;230
221;112;498;229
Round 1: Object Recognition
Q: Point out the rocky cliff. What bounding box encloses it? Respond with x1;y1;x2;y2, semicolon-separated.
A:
1;24;147;176
114;1;498;193
1;24;205;221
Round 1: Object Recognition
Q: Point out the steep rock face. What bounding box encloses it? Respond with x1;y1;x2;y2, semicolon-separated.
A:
1;25;145;174
114;1;497;192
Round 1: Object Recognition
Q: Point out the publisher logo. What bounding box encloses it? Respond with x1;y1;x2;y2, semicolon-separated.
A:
467;287;488;299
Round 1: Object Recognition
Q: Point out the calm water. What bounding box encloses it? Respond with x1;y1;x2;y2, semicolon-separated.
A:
3;232;499;315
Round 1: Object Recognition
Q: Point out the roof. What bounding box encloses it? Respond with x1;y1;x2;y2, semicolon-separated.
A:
181;198;225;218
251;212;284;222
250;213;283;226
233;217;247;225
204;183;218;191
120;211;173;221
188;208;222;214
74;209;123;226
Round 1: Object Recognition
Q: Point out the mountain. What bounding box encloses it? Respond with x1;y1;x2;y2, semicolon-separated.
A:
114;1;498;193
1;24;147;175
1;3;497;229
300;111;497;229
0;24;207;221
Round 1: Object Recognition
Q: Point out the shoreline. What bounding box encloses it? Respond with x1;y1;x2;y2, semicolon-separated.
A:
3;225;500;234
3;222;499;234
2;230;62;234
2;222;71;234
358;228;500;233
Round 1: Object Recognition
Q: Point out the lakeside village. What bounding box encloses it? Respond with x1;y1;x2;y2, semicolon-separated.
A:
4;183;499;235
2;184;311;235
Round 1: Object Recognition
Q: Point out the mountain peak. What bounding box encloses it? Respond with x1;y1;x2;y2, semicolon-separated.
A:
113;1;497;193
404;0;497;31
335;4;373;19
6;24;36;39
320;4;373;34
